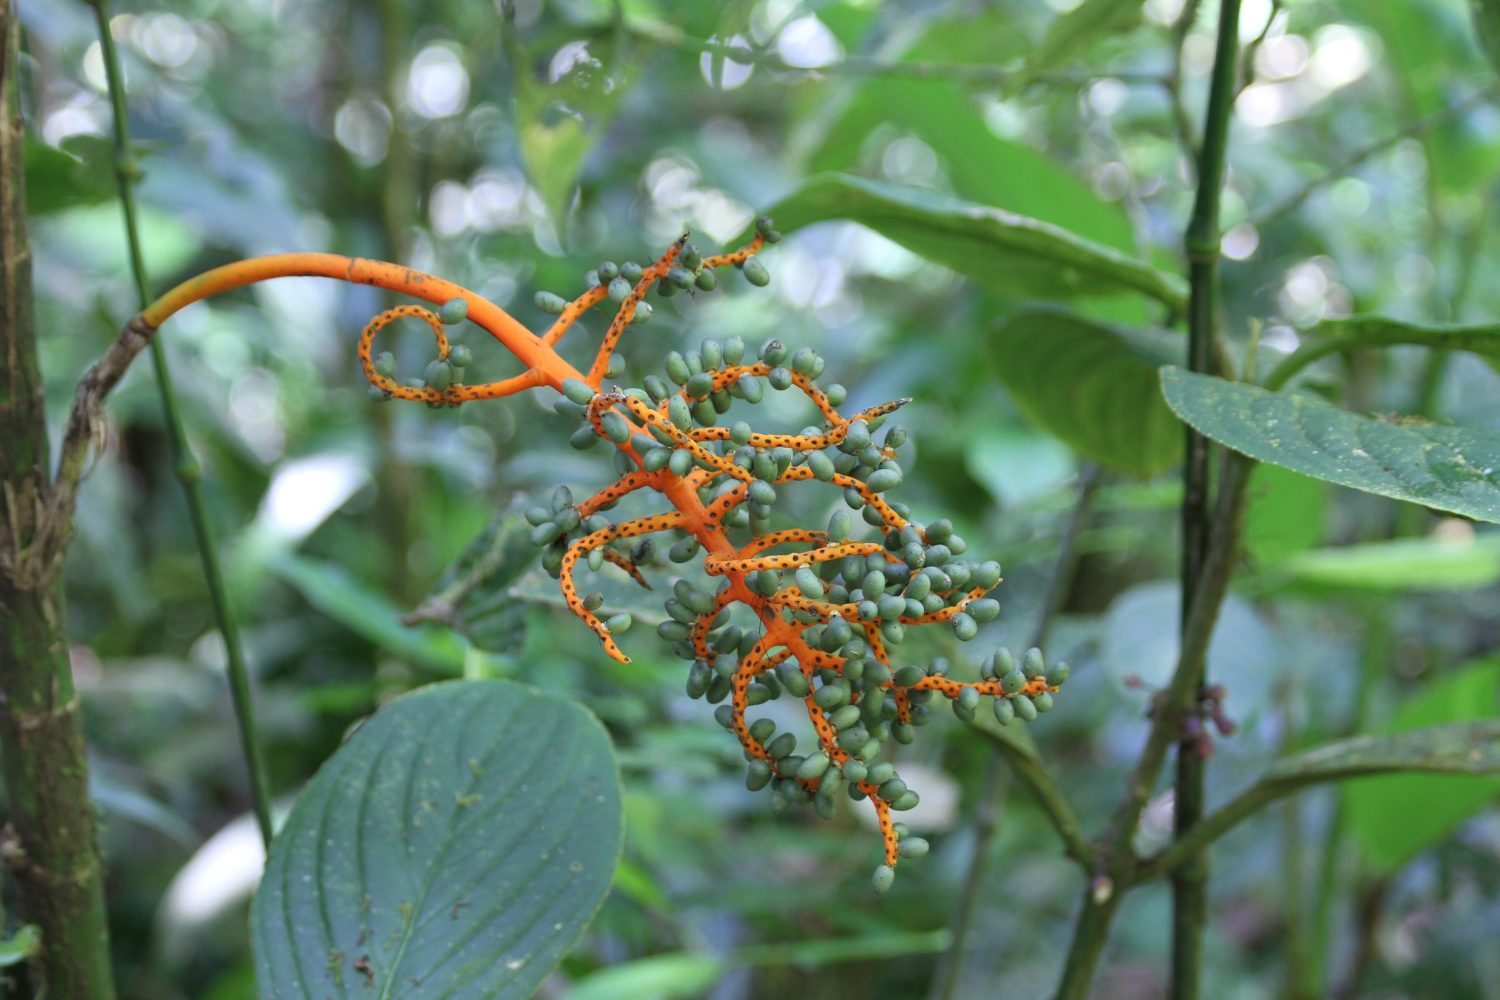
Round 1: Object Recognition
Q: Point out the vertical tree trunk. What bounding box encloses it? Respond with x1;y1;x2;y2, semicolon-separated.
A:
0;3;116;996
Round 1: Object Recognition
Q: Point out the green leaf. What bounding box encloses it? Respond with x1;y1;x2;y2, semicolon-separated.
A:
1345;662;1500;873
1269;314;1500;387
1004;0;1144;96
1271;719;1500;785
567;953;723;1000
760;174;1186;306
807;78;1134;251
406;507;538;653
513;33;634;228
0;925;39;968
1270;535;1500;592
1243;465;1327;566
253;679;622;999
989;307;1183;476
25;135;115;214
269;554;467;674
1160;368;1500;523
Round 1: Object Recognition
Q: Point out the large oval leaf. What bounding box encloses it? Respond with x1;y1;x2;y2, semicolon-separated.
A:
759;174;1186;306
253;680;622;999
1345;660;1500;873
989;307;1183;476
1160;368;1500;523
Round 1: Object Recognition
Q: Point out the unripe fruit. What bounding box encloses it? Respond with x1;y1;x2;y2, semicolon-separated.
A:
898;836;930;859
742;257;770;286
374;351;397;377
601;411;631;444
423;359;453;391
535;291;568;313
562;378;595;405
439;297;468;325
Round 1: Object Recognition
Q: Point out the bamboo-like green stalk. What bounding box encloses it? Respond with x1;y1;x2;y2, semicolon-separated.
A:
0;4;116;995
87;0;274;848
1172;1;1241;995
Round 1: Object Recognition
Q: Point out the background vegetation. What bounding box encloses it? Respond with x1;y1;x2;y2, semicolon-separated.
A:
11;0;1500;996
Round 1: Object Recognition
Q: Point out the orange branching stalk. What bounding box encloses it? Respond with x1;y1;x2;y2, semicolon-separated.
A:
134;219;1069;892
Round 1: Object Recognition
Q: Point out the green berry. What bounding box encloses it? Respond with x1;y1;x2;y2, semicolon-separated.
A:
620;261;643;282
1023;647;1046;679
685;371;714;399
668;396;692;430
898;836;930;859
827;509;852;543
969;598;1000;623
795;566;824;599
746;758;772;791
562;378;595;405
992;698;1015;726
423;359;453;391
1046;662;1071;687
813;683;848;710
1014;694;1038;722
439;297;468;325
603;613;632;634
695;269;717;291
952;613;977;641
664;351;690;385
374;351;397;377
866;469;902;493
871;865;895;895
796;753;832;781
824;384;847;406
743;258;770;287
601;410;631;444
535;291;568;313
760;339;787;365
806;451;835;481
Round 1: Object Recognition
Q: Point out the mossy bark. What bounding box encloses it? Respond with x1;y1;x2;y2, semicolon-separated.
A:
0;3;116;996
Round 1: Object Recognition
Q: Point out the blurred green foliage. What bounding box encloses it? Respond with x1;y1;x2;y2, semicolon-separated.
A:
14;0;1500;997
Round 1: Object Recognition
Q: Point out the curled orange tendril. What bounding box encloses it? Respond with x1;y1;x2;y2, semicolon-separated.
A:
138;220;1069;893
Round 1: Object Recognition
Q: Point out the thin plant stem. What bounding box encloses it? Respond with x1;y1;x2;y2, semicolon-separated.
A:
931;465;1100;1000
88;0;274;848
1172;0;1241;994
928;759;1009;1000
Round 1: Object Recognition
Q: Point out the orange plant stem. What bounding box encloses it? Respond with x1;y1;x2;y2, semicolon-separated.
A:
143;253;575;389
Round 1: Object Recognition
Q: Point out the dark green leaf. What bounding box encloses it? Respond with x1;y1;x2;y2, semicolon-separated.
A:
1004;0;1144;96
24;135;115;214
253;680;622;999
989;307;1183;476
1161;368;1500;523
760;174;1186;306
1345;662;1500;872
